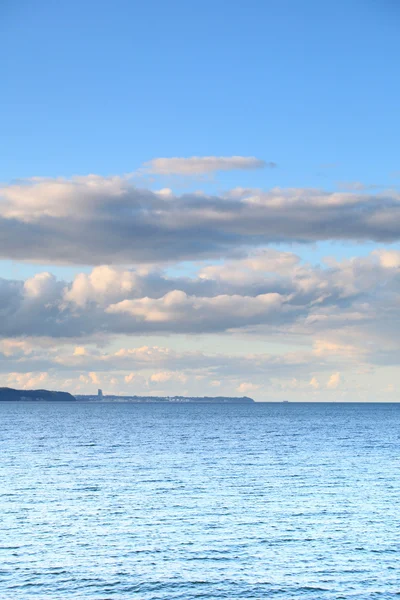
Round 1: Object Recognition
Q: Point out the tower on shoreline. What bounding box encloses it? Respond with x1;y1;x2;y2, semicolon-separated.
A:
98;388;103;400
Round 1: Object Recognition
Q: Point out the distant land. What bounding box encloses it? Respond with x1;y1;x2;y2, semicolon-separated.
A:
0;387;76;402
0;387;254;404
76;393;255;404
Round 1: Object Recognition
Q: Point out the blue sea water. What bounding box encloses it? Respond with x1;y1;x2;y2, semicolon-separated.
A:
0;401;399;599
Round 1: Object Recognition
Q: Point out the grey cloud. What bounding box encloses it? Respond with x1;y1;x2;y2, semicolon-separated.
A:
1;176;400;265
0;341;337;381
0;249;399;345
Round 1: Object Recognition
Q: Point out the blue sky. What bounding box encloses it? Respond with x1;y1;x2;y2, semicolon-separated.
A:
2;0;400;280
2;0;399;185
1;1;400;399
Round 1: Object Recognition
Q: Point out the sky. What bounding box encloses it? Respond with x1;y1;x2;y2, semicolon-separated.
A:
1;0;400;400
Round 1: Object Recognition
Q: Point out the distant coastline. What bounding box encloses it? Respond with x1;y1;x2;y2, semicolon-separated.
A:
75;393;255;404
0;387;76;402
0;387;254;404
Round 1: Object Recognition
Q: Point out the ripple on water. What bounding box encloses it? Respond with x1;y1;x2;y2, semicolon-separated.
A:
1;401;400;598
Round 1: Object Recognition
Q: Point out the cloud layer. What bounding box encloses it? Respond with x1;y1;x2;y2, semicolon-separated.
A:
1;247;399;399
1;250;399;354
1;175;400;264
0;334;374;401
2;168;400;399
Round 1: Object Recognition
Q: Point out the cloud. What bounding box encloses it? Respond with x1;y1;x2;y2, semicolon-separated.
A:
336;181;382;191
0;338;338;400
1;241;400;402
0;341;316;376
150;371;187;384
106;290;283;331
124;372;136;384
6;371;48;390
1;248;400;347
237;382;260;394
1;235;399;400
142;156;270;175
73;346;86;356
312;340;363;360
2;175;400;265
0;339;34;357
64;265;141;307
373;249;400;268
327;372;341;389
0;334;397;401
89;372;100;385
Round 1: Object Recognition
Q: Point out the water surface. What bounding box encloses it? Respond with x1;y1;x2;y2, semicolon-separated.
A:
1;402;399;598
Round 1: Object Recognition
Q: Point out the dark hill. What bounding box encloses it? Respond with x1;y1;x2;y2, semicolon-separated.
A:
0;387;76;401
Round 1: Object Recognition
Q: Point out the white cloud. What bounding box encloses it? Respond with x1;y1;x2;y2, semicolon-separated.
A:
0;339;34;357
89;372;100;385
7;371;48;390
373;249;400;269
155;188;174;197
199;249;300;285
73;346;86;356
64;266;139;307
237;382;260;394
313;340;363;360
142;156;270;175
327;372;341;389
106;290;283;329
24;272;58;300
124;373;136;384
150;371;187;384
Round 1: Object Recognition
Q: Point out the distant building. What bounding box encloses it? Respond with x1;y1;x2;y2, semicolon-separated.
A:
98;389;103;400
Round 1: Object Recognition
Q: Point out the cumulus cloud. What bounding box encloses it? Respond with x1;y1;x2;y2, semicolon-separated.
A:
150;371;187;384
237;382;260;394
89;372;100;385
0;248;399;399
327;372;341;389
2;175;400;264
142;156;270;175
0;248;400;346
6;371;48;390
64;266;140;307
106;290;283;330
373;249;400;269
0;248;400;407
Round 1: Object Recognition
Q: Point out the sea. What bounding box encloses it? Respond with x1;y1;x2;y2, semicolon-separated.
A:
0;401;399;599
